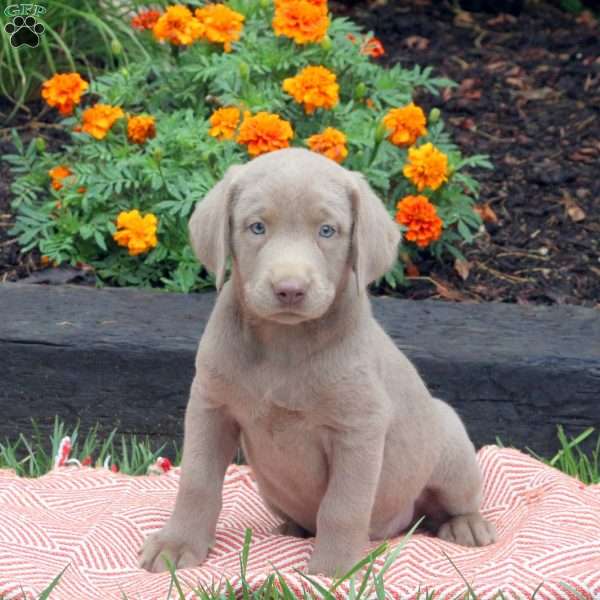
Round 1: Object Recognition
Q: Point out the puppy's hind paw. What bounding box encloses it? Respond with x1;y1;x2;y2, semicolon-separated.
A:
438;512;497;547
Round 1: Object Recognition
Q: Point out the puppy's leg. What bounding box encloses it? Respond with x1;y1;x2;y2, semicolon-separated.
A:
138;377;239;572
426;399;497;547
307;424;385;577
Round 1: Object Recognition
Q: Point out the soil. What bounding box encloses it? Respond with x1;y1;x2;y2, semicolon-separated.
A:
1;2;599;306
336;0;600;306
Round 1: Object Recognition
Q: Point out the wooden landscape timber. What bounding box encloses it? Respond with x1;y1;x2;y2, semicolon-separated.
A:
1;283;598;455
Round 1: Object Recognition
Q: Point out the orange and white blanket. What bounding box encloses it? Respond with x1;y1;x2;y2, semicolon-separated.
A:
0;446;599;599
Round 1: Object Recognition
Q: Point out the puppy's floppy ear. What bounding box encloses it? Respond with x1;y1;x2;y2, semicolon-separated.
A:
188;165;241;291
350;172;401;293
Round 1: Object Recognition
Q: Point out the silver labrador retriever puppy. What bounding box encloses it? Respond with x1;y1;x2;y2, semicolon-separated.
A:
139;148;496;576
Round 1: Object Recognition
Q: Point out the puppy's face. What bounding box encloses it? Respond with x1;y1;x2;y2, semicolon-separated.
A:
232;168;353;324
189;148;401;325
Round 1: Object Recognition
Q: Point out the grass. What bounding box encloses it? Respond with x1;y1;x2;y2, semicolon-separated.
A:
528;425;599;485
2;418;598;483
0;419;597;599
0;417;182;477
0;0;155;122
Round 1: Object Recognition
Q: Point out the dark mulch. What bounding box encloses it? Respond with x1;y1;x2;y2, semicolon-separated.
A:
337;0;600;307
1;2;599;306
0;103;92;286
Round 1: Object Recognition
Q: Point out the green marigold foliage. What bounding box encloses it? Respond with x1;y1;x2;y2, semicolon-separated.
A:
5;0;492;292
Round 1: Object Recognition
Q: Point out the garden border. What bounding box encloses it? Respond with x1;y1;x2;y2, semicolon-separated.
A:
1;282;598;455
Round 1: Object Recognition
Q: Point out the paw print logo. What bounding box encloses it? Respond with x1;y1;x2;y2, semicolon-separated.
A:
4;15;45;48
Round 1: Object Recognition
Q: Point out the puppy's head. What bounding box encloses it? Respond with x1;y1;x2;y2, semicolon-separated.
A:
189;148;400;324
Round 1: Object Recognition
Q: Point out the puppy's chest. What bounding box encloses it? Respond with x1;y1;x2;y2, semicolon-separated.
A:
234;371;324;437
208;359;333;437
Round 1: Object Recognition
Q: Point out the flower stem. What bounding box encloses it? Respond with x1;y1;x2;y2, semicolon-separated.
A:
368;137;383;168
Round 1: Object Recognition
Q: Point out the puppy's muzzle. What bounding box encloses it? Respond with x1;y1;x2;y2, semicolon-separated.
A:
272;277;310;307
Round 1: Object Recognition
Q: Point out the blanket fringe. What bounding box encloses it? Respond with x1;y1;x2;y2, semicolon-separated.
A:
53;435;172;475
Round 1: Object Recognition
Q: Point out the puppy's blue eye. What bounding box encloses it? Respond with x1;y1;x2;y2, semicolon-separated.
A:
319;224;336;238
249;222;266;235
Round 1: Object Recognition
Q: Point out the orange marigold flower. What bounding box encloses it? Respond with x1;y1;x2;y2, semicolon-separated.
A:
283;65;339;114
127;115;156;144
152;4;203;45
274;0;328;7
361;36;384;58
307;127;347;163
194;4;244;52
41;255;60;267
81;104;124;140
395;195;443;248
48;165;72;190
131;9;161;30
273;0;329;45
237;112;294;157
383;103;427;147
113;209;158;256
41;73;88;116
209;107;241;140
403;143;449;191
346;34;385;58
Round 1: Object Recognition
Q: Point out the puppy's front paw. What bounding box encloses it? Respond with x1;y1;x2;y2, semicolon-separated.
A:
438;512;496;547
306;548;361;578
138;526;211;573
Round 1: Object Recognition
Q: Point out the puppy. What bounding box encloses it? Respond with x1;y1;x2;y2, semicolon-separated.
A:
139;148;496;577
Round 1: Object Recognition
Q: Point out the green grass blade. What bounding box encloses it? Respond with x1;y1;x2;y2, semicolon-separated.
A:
274;566;309;600
162;554;187;600
550;426;594;467
557;582;587;600
38;564;69;600
443;551;477;600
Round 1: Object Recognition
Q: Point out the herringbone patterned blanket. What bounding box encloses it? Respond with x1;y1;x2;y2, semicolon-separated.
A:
1;447;598;599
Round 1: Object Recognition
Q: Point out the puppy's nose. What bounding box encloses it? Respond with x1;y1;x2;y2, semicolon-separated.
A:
273;279;307;306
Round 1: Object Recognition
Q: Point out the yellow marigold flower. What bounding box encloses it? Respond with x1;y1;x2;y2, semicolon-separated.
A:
48;165;72;190
113;209;158;256
395;195;443;248
273;0;329;45
306;127;347;163
194;4;244;52
237;112;294;157
403;143;449;191
127;115;156;144
81;104;124;140
41;73;88;116
383;103;427;147
209;107;241;140
152;4;203;45
283;65;339;114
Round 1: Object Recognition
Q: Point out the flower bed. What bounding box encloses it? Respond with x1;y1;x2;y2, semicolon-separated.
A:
4;1;491;292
